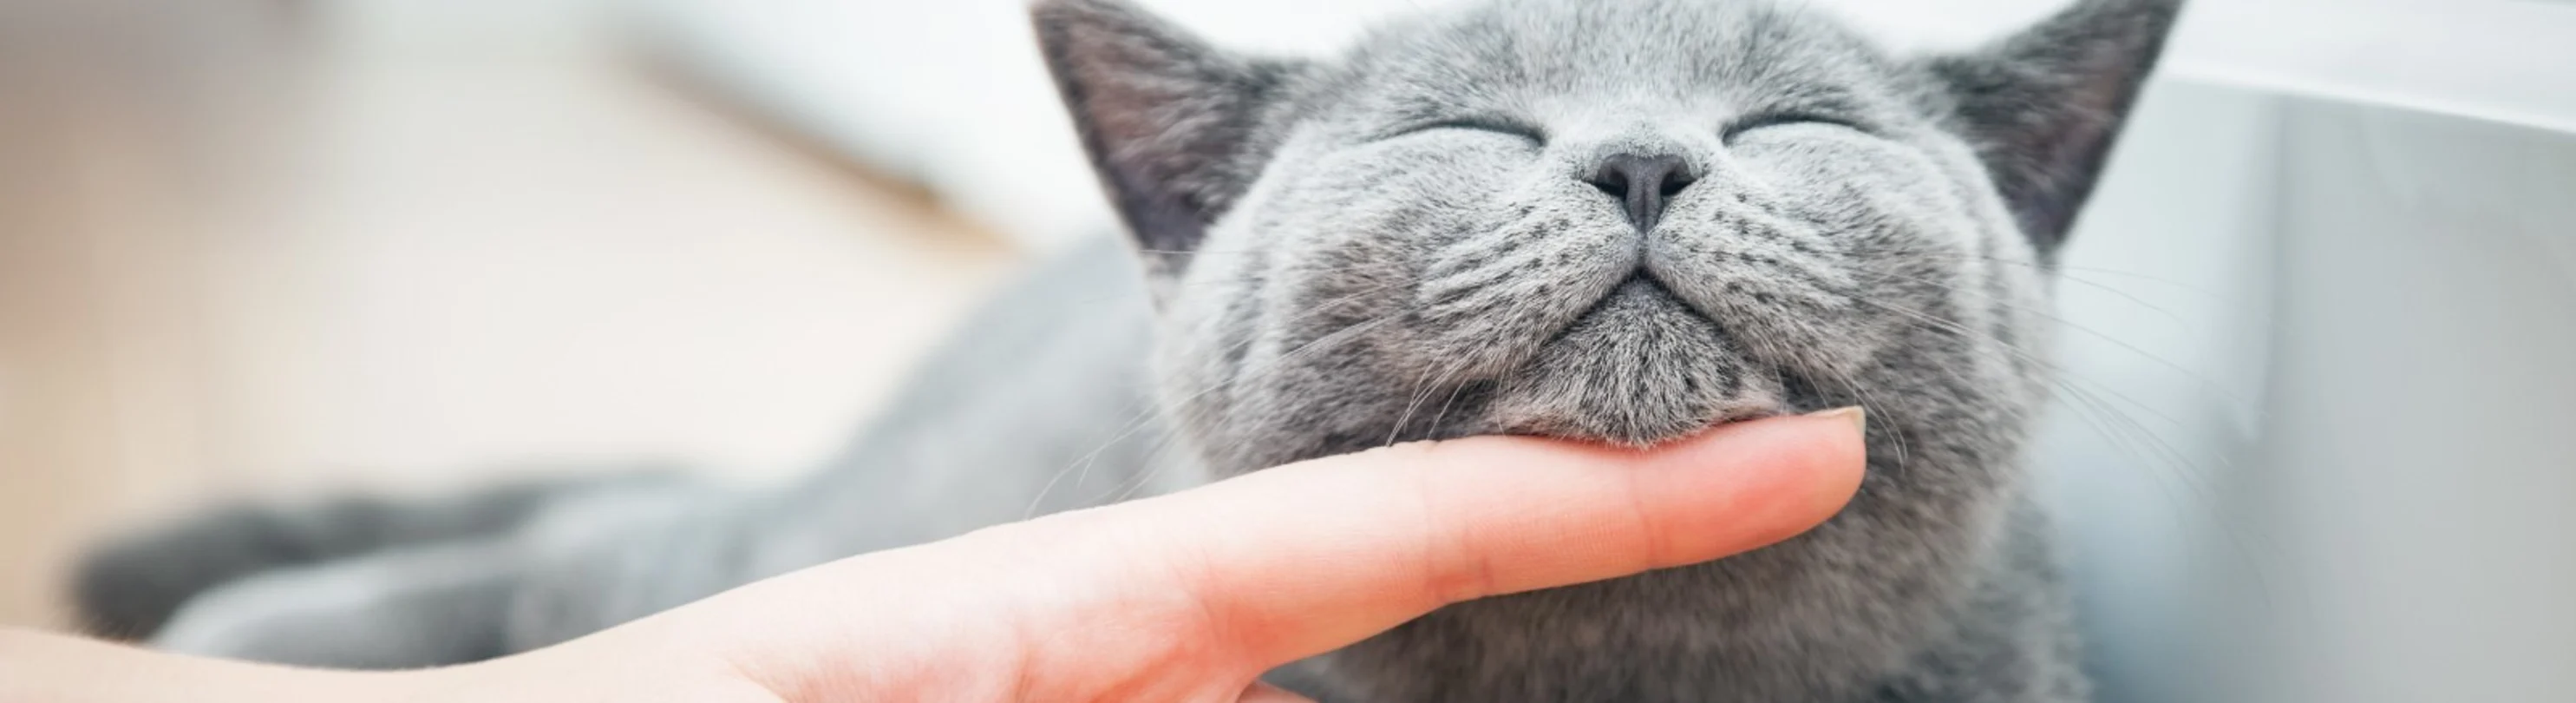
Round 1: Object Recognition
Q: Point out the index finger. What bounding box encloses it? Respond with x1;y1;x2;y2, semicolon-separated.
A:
1032;409;1867;669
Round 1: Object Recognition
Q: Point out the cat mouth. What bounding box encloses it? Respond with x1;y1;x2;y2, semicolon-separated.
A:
1476;273;1785;446
1531;267;1727;355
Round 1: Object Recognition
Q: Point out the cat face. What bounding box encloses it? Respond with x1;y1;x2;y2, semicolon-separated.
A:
1037;0;2177;475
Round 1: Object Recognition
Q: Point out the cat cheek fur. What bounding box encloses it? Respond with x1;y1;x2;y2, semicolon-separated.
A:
1408;175;1641;384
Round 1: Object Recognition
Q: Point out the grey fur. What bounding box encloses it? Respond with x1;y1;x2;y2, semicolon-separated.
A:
70;470;684;640
92;0;2180;700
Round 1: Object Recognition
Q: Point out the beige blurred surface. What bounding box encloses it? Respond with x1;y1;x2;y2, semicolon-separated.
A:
0;0;1019;629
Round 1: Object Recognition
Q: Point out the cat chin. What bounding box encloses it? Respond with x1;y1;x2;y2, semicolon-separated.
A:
1472;279;1786;447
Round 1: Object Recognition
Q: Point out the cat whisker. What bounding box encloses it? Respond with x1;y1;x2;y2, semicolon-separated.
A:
1772;306;1912;479
1023;292;1407;519
1855;265;2259;420
1425;376;1475;442
1847;295;2297;607
1917;251;2267;326
1384;358;1471;449
1025;306;1401;515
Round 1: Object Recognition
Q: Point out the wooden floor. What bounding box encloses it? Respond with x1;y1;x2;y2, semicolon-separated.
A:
0;0;1019;630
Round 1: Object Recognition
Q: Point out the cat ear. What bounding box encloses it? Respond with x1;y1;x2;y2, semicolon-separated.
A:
1925;0;2184;252
1033;0;1297;261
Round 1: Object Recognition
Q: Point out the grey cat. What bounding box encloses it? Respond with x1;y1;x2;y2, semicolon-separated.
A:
75;0;2180;699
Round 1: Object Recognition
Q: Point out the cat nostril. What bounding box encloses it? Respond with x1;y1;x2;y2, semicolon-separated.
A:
1585;153;1695;233
1659;173;1694;197
1592;171;1631;200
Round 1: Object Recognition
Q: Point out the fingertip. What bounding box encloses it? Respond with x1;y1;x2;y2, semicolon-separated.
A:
1754;408;1871;521
1725;408;1871;499
1805;405;1867;439
1783;415;1870;543
1296;410;1868;540
1630;409;1870;563
1787;406;1871;513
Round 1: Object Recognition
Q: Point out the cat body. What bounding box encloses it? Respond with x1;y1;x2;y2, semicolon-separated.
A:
81;0;2181;700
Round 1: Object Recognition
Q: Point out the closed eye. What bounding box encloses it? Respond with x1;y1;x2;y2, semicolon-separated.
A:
1722;112;1865;142
1393;118;1546;146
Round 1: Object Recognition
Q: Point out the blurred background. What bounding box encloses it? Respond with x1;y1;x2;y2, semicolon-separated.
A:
0;0;1022;633
1;1;2570;702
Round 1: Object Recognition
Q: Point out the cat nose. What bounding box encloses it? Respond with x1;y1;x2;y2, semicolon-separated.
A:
1585;153;1696;233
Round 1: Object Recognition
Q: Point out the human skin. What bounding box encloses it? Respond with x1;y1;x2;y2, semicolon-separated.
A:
3;411;1863;703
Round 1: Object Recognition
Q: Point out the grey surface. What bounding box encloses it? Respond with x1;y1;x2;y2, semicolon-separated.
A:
2037;78;2279;703
2041;82;2576;702
2224;95;2576;703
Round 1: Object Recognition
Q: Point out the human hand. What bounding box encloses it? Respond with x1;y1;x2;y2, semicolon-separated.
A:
476;410;1867;702
0;411;1863;703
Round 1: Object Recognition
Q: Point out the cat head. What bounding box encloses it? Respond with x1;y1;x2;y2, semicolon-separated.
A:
1036;0;2180;475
